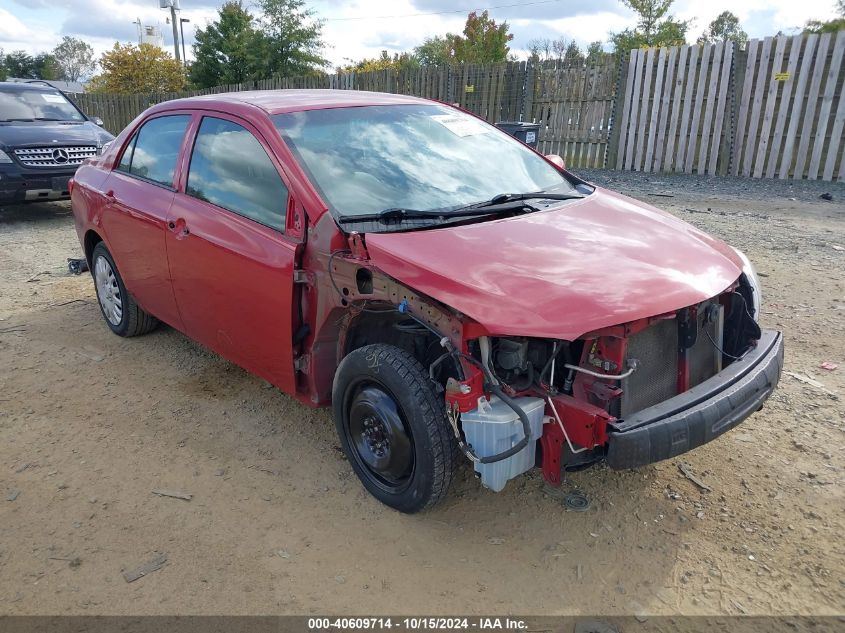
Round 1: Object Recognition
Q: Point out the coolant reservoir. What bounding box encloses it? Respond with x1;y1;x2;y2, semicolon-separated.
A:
461;396;545;492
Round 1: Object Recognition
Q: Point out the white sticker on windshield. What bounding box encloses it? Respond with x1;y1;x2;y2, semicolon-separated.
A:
42;94;66;103
430;114;489;137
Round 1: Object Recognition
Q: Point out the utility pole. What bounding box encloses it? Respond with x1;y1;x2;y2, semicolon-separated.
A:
160;0;181;63
170;3;181;63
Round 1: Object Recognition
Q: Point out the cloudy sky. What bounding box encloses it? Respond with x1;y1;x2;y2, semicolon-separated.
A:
0;0;840;71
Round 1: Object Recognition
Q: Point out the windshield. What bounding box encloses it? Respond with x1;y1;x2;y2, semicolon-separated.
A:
0;88;85;122
273;104;574;220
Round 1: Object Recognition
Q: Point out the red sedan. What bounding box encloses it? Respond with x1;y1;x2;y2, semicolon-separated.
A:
71;90;783;513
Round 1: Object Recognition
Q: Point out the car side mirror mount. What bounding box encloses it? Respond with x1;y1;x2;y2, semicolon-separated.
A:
545;154;566;170
91;117;104;127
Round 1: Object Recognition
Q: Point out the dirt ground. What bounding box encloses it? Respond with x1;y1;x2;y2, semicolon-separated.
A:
0;172;843;617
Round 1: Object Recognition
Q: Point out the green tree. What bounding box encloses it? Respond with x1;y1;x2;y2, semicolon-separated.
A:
339;50;420;73
4;50;36;78
88;43;185;94
52;36;96;81
253;0;328;77
452;11;513;63
698;11;748;48
414;35;454;65
0;49;5;81
190;1;263;88
414;12;513;65
3;51;64;80
33;54;64;80
563;41;584;65
804;0;845;33
610;0;689;52
586;41;607;64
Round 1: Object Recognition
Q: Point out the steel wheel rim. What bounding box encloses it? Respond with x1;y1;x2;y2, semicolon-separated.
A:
344;381;415;492
94;255;123;326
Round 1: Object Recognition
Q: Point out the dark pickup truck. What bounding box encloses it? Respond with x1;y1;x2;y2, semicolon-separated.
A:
0;81;113;204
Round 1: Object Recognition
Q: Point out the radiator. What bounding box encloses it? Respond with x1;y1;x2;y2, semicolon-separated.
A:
619;302;723;418
620;317;678;417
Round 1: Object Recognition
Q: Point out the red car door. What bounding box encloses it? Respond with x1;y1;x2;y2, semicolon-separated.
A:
100;113;191;330
166;113;299;392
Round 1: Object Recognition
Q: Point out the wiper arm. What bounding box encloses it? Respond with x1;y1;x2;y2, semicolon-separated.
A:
486;191;584;205
0;118;35;122
336;192;584;226
337;200;539;225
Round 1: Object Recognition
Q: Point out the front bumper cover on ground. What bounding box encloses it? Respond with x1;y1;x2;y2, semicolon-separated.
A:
606;328;783;470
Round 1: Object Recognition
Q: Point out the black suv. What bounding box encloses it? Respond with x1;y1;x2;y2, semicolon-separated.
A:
0;82;114;204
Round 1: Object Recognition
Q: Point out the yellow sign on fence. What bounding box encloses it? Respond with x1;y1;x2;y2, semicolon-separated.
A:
774;72;790;81
464;84;475;93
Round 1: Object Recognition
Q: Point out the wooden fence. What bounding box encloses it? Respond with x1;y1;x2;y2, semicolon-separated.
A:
733;31;845;180
611;33;845;179
68;32;845;181
70;63;532;150
529;59;618;168
614;42;734;175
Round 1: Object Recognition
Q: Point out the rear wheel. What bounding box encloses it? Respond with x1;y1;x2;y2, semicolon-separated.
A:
91;242;158;337
332;344;457;513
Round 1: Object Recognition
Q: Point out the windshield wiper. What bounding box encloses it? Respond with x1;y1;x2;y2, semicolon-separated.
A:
336;191;585;226
483;191;584;206
337;199;542;225
0;117;71;122
435;191;585;217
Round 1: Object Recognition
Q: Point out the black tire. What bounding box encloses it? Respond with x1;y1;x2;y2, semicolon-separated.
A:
332;344;458;513
91;242;158;337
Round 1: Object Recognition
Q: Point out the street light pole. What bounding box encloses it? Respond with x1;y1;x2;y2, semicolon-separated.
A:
180;18;190;66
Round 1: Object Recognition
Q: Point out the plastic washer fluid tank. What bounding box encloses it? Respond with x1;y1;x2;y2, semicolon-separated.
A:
460;395;546;492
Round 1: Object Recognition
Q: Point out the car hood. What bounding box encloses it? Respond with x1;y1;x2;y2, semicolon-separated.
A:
365;188;744;340
0;121;112;149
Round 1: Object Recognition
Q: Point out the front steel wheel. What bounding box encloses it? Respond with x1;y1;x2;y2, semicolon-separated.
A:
333;344;458;513
345;382;415;493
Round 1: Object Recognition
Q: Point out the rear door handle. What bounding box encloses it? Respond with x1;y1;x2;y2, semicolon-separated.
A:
168;218;190;238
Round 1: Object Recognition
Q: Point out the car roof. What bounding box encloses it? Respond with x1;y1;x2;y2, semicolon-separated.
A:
0;81;63;93
155;89;435;116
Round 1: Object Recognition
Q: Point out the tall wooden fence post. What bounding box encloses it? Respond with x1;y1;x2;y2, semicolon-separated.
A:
605;52;629;170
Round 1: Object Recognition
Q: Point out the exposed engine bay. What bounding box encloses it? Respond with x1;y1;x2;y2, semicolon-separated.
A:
442;276;763;491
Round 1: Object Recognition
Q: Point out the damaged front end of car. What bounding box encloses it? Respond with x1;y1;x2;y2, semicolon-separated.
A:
319;236;783;494
449;273;782;491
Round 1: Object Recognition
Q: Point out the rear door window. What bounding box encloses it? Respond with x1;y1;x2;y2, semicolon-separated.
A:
186;116;288;232
116;115;190;187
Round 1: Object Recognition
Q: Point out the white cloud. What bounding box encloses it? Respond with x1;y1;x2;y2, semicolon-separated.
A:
0;7;63;53
674;0;839;37
1;0;841;70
